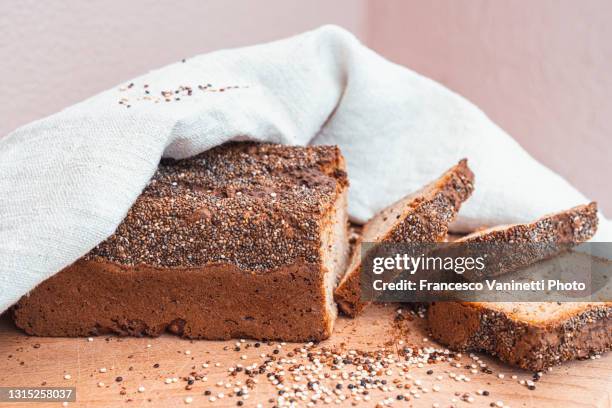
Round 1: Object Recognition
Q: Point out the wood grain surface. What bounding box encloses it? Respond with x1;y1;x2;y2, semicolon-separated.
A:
0;304;610;408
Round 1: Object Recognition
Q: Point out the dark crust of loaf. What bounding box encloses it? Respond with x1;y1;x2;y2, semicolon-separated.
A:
458;203;599;280
427;302;612;371
87;142;348;271
334;160;475;317
13;258;334;341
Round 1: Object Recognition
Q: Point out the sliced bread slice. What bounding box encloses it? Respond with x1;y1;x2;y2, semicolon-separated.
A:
454;203;599;280
428;206;606;370
428;301;612;371
333;160;474;317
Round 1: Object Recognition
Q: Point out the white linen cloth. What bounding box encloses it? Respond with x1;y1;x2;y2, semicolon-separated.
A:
1;25;610;312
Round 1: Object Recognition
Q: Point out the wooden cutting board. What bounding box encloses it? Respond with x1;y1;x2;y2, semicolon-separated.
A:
0;304;610;408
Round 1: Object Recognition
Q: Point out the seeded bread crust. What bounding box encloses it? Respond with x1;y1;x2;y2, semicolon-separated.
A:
13;143;350;341
456;203;598;280
88;142;348;270
333;160;475;317
428;301;612;371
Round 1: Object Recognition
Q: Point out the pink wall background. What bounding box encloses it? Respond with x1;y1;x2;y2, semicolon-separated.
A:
369;0;612;215
1;0;610;213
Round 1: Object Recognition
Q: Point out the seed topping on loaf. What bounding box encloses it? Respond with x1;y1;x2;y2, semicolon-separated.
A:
87;143;347;270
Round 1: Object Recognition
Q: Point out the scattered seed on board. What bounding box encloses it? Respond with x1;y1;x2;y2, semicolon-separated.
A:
68;307;543;407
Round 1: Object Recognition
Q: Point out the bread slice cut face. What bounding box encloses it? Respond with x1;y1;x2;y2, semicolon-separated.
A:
333;160;475;317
